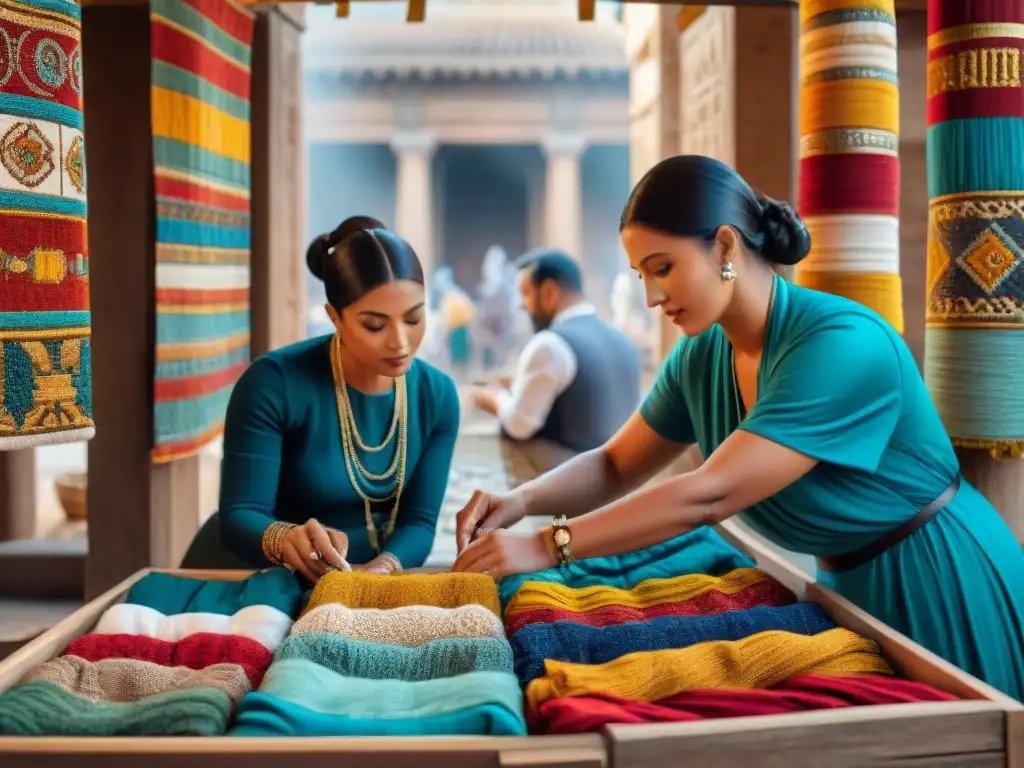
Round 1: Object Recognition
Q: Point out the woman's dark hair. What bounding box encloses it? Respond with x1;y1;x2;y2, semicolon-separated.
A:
306;216;425;310
619;155;811;266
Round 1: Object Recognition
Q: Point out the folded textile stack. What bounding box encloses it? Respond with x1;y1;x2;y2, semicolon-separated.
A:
232;571;527;736
0;569;302;736
504;566;958;734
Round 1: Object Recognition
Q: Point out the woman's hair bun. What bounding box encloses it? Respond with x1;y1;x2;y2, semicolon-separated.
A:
306;215;387;281
757;196;811;266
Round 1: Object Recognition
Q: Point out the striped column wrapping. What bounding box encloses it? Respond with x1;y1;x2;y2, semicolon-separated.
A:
0;0;93;449
924;0;1024;459
150;0;255;463
796;0;904;333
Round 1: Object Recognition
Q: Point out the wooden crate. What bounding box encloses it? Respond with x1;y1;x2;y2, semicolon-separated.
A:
0;530;1021;768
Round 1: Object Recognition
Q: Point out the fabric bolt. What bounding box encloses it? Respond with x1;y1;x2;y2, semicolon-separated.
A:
149;0;256;462
62;632;272;687
26;656;251;704
0;680;233;736
0;0;94;449
124;568;304;617
641;272;1024;699
292;603;505;646
528;675;959;733
274;632;514;681
923;0;1024;460
524;627;892;708
504;579;796;636
303;571;501;616
796;0;904;332
510;602;837;689
497;526;754;606
92;603;293;652
231;659;526;736
504;568;773;616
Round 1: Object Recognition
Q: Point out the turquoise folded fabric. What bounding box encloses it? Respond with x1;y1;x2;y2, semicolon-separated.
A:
0;680;233;736
231;658;526;736
274;632;514;681
125;568;304;618
498;527;754;605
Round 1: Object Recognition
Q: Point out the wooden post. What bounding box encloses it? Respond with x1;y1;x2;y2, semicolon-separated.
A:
83;4;160;599
250;6;307;359
0;451;36;541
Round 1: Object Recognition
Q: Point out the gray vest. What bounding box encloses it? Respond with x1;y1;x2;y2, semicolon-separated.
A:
535;312;641;452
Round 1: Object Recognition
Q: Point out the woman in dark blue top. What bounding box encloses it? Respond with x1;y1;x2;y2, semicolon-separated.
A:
181;216;459;581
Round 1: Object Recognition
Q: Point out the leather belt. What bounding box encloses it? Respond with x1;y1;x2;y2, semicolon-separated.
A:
817;474;961;573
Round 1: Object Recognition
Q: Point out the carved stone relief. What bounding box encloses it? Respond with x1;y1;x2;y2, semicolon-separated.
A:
680;7;735;167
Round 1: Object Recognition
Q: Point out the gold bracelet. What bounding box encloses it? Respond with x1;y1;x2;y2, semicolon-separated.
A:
261;522;296;565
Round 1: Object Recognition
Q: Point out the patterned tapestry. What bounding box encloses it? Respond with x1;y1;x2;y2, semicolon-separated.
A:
150;0;254;463
795;0;904;333
924;0;1024;459
0;0;92;450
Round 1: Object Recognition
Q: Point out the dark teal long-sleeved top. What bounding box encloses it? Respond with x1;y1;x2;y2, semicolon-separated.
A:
218;335;460;568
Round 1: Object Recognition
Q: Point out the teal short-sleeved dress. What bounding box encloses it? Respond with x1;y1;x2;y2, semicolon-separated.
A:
180;335;460;571
641;275;1024;700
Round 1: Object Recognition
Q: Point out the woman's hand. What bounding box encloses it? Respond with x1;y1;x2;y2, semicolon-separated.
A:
354;552;401;575
281;519;351;582
455;490;528;552
451;529;557;579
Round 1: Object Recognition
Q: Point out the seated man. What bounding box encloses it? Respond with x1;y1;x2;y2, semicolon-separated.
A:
472;248;641;489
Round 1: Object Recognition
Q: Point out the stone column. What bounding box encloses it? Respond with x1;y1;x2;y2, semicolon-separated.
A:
391;132;437;277
542;134;586;260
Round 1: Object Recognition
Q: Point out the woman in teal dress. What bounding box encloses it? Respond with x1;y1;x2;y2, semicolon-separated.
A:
452;155;1024;699
181;216;459;581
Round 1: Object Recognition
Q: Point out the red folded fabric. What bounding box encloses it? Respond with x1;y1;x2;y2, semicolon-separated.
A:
505;579;795;636
529;675;959;734
61;632;272;687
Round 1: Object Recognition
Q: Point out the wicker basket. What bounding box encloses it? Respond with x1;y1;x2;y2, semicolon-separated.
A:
55;473;87;521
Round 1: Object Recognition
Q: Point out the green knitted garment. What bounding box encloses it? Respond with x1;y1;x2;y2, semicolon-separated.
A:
0;681;233;736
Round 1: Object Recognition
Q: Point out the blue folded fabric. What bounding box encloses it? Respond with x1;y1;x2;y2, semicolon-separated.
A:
509;601;837;688
230;659;526;736
498;527;754;606
274;632;514;681
124;568;304;618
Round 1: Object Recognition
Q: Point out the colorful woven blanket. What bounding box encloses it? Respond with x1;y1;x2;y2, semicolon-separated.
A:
150;0;255;462
0;0;93;448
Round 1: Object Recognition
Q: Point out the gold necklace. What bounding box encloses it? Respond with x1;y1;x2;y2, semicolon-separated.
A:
330;336;408;554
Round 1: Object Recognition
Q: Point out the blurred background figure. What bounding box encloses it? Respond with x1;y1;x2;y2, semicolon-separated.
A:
471;249;641;487
431;265;476;379
475;245;519;374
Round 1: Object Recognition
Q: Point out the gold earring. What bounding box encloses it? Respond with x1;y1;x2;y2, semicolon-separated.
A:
721;262;737;282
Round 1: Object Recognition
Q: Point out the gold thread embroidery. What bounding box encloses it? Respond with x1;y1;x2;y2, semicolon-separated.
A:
928;22;1024;52
927;46;1021;98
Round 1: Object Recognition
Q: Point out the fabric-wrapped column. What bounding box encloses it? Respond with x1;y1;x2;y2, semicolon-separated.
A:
0;0;93;448
796;0;904;333
924;0;1024;459
150;0;256;463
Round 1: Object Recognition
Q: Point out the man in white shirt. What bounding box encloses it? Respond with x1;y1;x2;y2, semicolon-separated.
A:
472;249;642;486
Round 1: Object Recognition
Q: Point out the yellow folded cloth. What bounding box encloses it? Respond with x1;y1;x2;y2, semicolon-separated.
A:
505;568;770;616
303;572;501;617
524;627;893;708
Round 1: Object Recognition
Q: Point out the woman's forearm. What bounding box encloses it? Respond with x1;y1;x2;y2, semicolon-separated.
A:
512;447;648;520
562;469;727;560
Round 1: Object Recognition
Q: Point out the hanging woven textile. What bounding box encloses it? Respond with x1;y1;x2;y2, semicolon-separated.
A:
150;0;255;463
795;0;904;333
924;0;1024;458
0;0;93;449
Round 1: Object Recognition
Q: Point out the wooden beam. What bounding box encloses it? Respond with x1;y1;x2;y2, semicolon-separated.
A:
335;1;349;18
677;5;706;31
578;0;596;21
407;0;425;22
